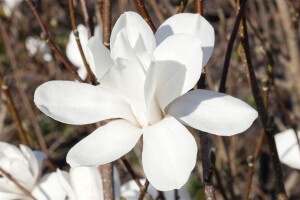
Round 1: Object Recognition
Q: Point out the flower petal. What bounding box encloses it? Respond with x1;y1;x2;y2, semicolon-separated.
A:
86;36;114;80
101;58;146;117
166;89;258;136
142;116;197;191
32;172;68;200
110;12;155;56
34;81;137;125
67;119;142;167
147;34;203;110
155;13;214;66
66;25;89;73
70;167;104;200
275;129;300;170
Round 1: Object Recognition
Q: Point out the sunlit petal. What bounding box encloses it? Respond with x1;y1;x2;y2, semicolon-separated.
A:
34;81;137;125
142;116;197;191
166;89;258;136
67;119;142;167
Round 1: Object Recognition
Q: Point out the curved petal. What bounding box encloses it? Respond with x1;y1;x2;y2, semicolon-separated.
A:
19;145;40;186
148;34;203;110
110;12;155;56
67;119;142;167
155;13;214;66
70;167;104;200
34;81;137;125
66;25;88;74
86;36;114;80
101;58;146;121
275;129;300;169
142;116;197;191
56;169;77;200
166;89;258;136
32;172;68;200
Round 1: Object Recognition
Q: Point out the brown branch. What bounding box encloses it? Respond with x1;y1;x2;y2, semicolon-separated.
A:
99;163;115;200
79;0;93;38
68;0;98;85
138;179;150;200
118;0;127;14
134;0;157;33
0;167;37;200
177;0;189;13
148;0;165;24
25;0;83;82
195;0;203;15
102;0;112;48
0;77;28;145
218;0;248;93
121;156;142;188
237;0;287;198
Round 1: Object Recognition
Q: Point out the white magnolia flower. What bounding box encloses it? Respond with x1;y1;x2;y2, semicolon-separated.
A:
121;179;191;200
275;129;300;169
25;36;53;62
66;24;102;80
34;12;258;191
32;166;104;200
0;142;45;199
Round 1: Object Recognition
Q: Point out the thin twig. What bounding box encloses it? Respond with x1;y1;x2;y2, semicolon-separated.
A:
79;0;93;38
237;1;287;198
102;0;111;48
134;0;157;32
138;179;150;200
148;0;165;24
68;0;98;85
0;167;37;200
0;77;28;145
177;0;189;13
121;156;142;188
25;0;83;82
218;0;248;93
195;0;203;15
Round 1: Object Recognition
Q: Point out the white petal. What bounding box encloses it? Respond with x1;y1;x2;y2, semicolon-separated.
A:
101;58;146;119
67;119;142;167
166;89;258;136
56;169;77;200
110;12;155;56
34;81;137;125
94;25;103;41
86;36;114;80
32;172;68;200
142;116;197;191
155;13;214;66
146;34;203;110
70;167;104;200
275;129;300;169
19;145;40;187
66;24;89;73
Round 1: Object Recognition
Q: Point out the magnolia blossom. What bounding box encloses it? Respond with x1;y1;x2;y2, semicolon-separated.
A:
275;129;300;169
34;12;258;190
25;37;53;62
66;24;102;79
32;167;104;200
0;142;45;199
121;179;191;200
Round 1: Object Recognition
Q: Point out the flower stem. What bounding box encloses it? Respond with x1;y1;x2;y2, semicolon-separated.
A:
138;179;150;200
177;0;189;13
134;0;157;33
79;0;93;38
68;0;98;85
